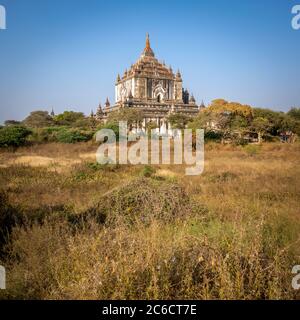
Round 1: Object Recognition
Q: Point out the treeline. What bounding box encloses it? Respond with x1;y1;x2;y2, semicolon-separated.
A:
0;99;299;147
171;99;300;144
0;111;98;147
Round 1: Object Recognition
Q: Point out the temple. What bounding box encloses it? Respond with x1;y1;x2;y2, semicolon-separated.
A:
97;34;202;133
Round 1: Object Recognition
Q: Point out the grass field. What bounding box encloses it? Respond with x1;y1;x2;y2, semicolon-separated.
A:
0;142;299;299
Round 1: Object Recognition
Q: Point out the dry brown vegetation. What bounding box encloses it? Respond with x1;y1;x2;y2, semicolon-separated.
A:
0;142;299;299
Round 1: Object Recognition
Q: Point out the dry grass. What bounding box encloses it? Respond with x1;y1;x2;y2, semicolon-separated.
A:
0;142;299;300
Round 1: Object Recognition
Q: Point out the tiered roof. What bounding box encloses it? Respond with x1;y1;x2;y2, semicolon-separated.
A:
119;34;176;81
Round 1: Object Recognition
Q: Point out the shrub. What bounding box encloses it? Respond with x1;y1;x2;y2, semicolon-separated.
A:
140;165;156;177
28;127;93;144
0;126;31;147
56;128;93;143
83;177;202;226
28;127;62;143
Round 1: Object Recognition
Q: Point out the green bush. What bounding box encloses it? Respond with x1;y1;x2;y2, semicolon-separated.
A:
0;126;31;147
140;165;156;177
28;127;62;143
56;128;93;143
29;127;93;144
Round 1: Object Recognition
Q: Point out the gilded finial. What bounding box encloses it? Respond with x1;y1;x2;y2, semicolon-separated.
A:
142;33;154;57
146;33;150;50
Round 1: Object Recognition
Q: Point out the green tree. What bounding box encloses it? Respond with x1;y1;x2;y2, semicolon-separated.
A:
107;109;144;128
252;108;286;136
23;111;54;128
188;111;213;131
167;113;190;130
251;117;271;143
276;114;296;132
54;111;85;126
287;107;300;121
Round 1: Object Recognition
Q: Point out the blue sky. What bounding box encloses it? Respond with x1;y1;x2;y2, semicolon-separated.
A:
0;0;299;123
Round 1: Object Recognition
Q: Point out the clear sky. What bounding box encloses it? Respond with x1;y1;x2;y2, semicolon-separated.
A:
0;0;299;123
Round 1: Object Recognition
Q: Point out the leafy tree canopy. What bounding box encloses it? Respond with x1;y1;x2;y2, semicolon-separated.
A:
208;99;253;118
253;108;298;135
53;111;85;126
23;111;54;128
287;107;300;121
167;113;191;130
107;109;144;126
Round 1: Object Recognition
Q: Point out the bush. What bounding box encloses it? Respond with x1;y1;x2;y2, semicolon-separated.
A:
56;128;93;143
29;127;93;144
0;126;31;147
82;177;202;226
140;165;156;177
28;127;62;143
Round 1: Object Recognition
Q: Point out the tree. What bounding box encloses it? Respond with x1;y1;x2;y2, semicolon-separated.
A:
209;99;253;119
0;126;32;147
53;111;85;126
23;111;54;128
276;114;296;132
287;107;300;121
167;113;190;130
188;112;213;131
251;117;270;143
252;108;286;136
107;109;144;128
72;117;97;130
4;120;21;126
